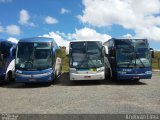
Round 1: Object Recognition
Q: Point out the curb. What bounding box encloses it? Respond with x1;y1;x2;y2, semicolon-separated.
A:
153;70;160;72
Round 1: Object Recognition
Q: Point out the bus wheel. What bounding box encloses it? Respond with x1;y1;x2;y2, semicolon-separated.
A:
108;70;114;81
52;70;56;83
134;79;140;82
6;71;13;82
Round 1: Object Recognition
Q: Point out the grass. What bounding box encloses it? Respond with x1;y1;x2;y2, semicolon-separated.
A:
56;48;69;72
152;51;160;69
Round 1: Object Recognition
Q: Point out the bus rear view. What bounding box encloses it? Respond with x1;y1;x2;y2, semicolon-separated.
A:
15;37;61;83
69;41;105;80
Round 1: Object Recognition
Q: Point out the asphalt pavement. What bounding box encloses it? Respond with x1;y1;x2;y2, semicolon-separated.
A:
0;72;159;114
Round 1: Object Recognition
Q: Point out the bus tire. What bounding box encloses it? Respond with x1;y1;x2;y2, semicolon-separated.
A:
108;70;113;81
52;70;57;84
134;79;140;82
6;71;13;82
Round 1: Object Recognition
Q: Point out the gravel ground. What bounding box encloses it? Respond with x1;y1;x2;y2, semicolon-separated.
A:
0;72;159;114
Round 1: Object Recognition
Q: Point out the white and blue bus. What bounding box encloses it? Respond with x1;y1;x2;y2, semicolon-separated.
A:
103;38;153;81
0;40;16;83
15;37;62;83
69;40;105;80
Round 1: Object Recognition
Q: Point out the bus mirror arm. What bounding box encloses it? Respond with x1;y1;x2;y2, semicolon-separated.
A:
111;47;116;57
150;48;154;58
12;48;16;57
0;54;4;61
104;46;109;56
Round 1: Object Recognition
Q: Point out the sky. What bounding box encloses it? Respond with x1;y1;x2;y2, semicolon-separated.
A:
0;0;160;50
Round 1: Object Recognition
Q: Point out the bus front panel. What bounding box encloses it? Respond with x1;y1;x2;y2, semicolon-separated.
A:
70;67;105;80
15;68;54;83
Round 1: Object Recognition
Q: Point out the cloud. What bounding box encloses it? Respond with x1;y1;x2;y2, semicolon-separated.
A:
42;27;111;47
19;9;35;27
60;8;71;14
70;27;111;43
41;27;111;54
7;37;18;43
44;16;58;24
0;0;12;3
42;32;68;47
78;0;160;42
0;26;4;32
6;25;21;35
122;34;133;38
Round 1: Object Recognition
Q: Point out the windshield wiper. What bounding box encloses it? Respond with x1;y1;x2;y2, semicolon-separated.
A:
127;54;135;68
135;53;145;68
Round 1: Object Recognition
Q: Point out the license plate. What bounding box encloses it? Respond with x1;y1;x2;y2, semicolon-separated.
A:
84;76;91;78
29;79;37;81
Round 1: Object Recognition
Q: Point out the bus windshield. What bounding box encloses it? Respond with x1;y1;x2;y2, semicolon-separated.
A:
70;41;103;68
15;42;52;70
115;39;151;68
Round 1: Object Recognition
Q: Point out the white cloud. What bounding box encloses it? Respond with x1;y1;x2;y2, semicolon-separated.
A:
122;34;133;38
0;26;4;32
60;8;71;14
19;9;35;27
42;32;68;47
45;16;58;24
0;0;12;3
6;25;21;35
78;0;160;42
7;37;18;43
41;27;111;52
70;27;111;43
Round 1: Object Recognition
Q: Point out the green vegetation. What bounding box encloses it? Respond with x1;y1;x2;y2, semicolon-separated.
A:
56;47;69;72
152;51;160;69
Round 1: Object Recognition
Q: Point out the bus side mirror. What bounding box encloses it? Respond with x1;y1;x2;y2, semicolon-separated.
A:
110;47;115;57
0;54;4;61
150;48;154;58
104;46;108;56
12;48;16;57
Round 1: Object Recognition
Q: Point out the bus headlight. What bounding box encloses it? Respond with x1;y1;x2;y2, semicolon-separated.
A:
70;68;77;73
16;70;22;74
145;71;152;74
97;67;105;73
48;71;53;75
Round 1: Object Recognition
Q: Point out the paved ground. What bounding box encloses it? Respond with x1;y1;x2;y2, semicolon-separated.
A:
0;72;160;114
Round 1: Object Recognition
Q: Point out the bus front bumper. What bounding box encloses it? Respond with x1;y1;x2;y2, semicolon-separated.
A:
117;73;152;80
70;72;105;80
116;67;152;80
15;69;54;83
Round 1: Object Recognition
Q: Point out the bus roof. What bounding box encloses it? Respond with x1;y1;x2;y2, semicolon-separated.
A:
18;37;59;49
103;38;147;44
19;37;55;43
70;40;102;43
109;38;147;41
0;40;16;45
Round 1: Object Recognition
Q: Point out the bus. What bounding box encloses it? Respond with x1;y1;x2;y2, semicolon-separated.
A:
69;40;105;80
0;40;16;83
15;37;62;83
103;38;154;81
